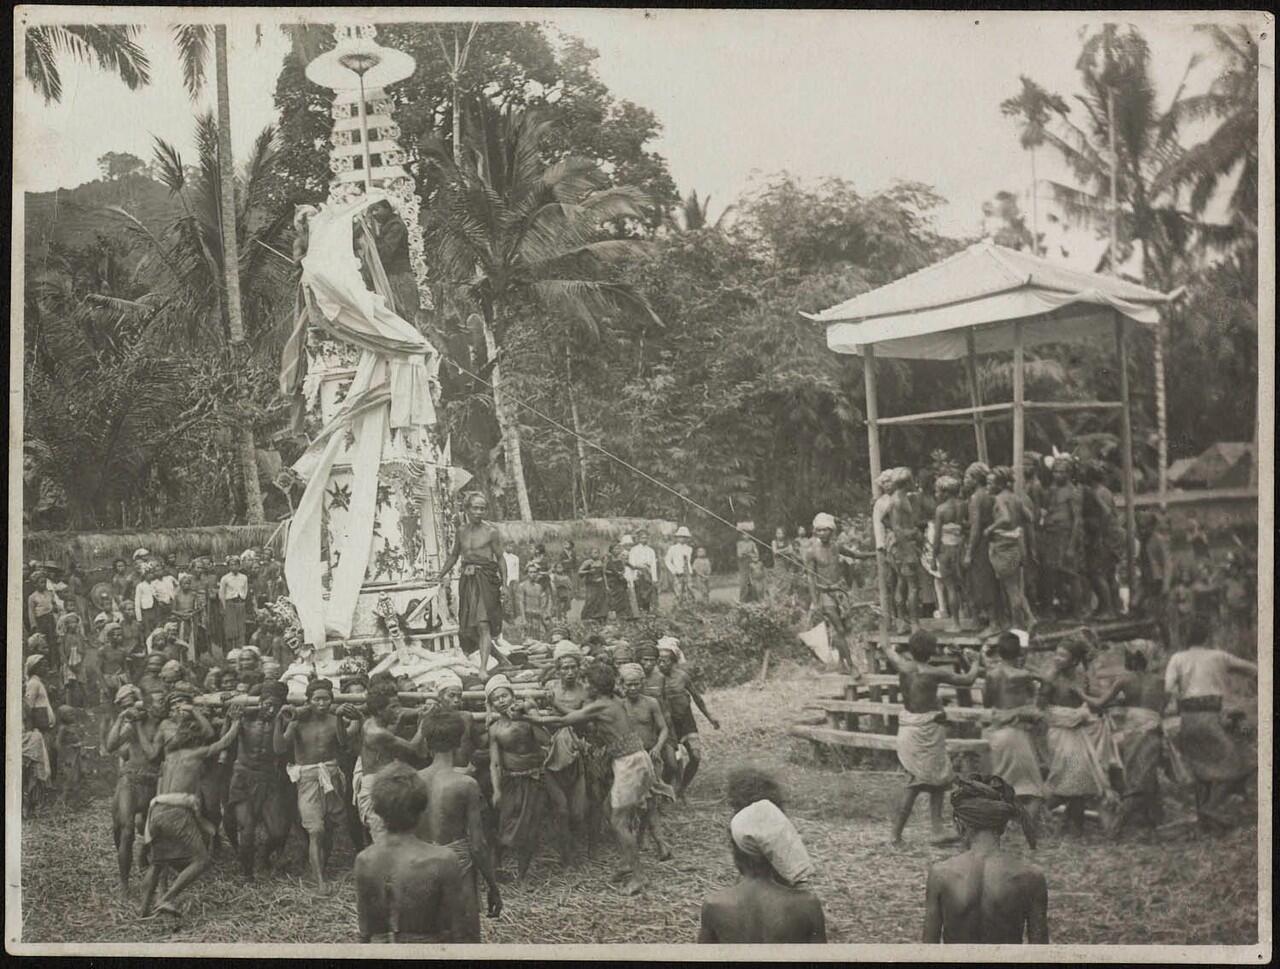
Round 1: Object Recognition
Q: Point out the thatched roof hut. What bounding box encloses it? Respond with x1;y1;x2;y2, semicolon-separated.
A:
494;518;677;551
23;524;286;574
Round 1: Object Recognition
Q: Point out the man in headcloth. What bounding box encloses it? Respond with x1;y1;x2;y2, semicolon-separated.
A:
886;469;922;630
105;683;165;894
698;767;824;943
139;689;242;918
986;466;1036;630
1081;461;1121;618
227;680;293;878
1039;455;1083;617
353;678;430;844
485;674;552;881
415;713;503;937
932;474;967;627
619;662;674;861
541;641;590;862
804;511;875;676
439;492;508;676
1164;615;1257;831
872;469;899;624
274;677;361;891
923;774;1047;943
657;639;719;800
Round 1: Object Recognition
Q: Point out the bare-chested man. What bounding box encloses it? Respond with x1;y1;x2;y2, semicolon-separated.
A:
440;492;508;676
353;678;429;844
105;683;164;893
806;511;875;675
982;632;1047;833
883;631;982;844
416;713;502;939
139;695;242;918
486;675;552;880
227;680;292;878
1087;643;1167;834
540;641;590;863
1040;456;1083;617
274;678;361;891
355;763;470;943
699;768;824;943
521;663;674;895
619;663;673;860
924;774;1047;943
986;466;1036;630
657;642;720;799
932;475;967;628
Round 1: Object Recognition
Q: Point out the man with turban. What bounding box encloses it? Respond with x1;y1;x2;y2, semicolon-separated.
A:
871;470;899;624
804;512;876;677
274;677;361;891
619;662;674;862
105;682;164;893
986;466;1036;630
226;680;293;878
982;632;1047;832
932;474;967;626
963;462;999;633
887;468;923;630
484;674;552;881
923;774;1048;943
1040;455;1084;617
657;641;719;800
698;767;825;942
439;492;508;676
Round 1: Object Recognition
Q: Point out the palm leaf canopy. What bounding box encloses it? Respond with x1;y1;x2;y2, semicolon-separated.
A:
24;24;151;104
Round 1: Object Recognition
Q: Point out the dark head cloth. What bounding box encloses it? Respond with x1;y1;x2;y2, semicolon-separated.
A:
261;680;289;702
951;773;1037;848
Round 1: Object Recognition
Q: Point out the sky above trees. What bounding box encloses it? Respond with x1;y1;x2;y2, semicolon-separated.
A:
18;9;1250;257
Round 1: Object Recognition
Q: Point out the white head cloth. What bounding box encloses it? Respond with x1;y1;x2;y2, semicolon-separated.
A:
729;798;815;888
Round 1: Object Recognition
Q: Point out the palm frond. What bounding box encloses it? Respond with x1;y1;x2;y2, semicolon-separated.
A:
171;24;211;99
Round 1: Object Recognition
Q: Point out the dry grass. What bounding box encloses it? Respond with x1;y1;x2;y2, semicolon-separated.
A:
19;662;1259;946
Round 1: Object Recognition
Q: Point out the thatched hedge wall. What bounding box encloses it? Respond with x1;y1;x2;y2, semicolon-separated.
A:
23;518;679;574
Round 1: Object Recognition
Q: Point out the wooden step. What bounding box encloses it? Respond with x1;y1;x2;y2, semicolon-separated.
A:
806;699;992;722
790;724;989;753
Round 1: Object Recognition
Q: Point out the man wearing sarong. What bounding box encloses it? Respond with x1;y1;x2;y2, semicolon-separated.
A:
227;681;294;878
541;641;591;860
805;512;874;676
924;774;1047;943
139;694;241;918
579;548;610;621
986;466;1036;630
619;663;674;861
1039;456;1083;617
28;568;61;646
883;631;982;844
962;463;998;633
416;713;502;938
664;527;695;607
486;674;551;880
628;530;659;614
983;632;1047;834
1081;462;1121;618
274;678;360;891
887;468;922;630
522;663;675;895
355;763;470;943
932;475;966;628
105;683;165;893
441;493;508;675
353;678;429;844
872;469;898;624
1087;643;1167;834
1163;616;1257;831
700;768;824;943
218;555;250;652
656;641;720;799
1039;639;1120;835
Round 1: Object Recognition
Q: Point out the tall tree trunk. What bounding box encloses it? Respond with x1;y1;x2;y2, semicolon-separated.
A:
565;346;590;515
484;312;533;521
214;26;264;524
1153;320;1168;501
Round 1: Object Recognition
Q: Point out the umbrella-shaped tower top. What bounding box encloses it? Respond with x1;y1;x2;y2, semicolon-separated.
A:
306;24;417;197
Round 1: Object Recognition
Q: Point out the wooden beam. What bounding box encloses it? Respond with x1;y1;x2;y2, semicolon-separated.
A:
1013;320;1025;497
805;699;993;722
1023;400;1123;412
1115;312;1138;598
875;402;1013;426
789;724;990;753
864;346;890;654
966;329;989;464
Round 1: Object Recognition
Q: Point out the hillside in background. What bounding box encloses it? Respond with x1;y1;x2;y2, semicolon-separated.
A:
24;172;183;258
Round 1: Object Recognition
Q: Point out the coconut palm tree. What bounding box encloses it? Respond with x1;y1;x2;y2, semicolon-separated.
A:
1000;76;1069;254
665;189;732;233
24;23;151;104
169;24;266;523
426;100;660;521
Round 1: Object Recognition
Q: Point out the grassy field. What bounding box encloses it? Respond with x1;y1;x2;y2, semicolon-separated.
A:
19;664;1259;947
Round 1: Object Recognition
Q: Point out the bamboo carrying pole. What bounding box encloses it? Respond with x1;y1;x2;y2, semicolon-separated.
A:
966;329;989;465
194;687;550;709
864;347;890;653
1115;311;1138;597
1012;320;1026;497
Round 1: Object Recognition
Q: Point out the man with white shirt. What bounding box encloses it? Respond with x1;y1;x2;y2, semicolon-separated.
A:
628;530;659;615
134;563;160;640
1164;616;1257;831
152;564;179;623
219;556;250;652
665;527;695;608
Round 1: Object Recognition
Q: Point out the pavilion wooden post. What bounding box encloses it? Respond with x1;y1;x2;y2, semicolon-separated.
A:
1012;320;1026;497
1114;311;1138;599
965;329;989;465
863;345;891;655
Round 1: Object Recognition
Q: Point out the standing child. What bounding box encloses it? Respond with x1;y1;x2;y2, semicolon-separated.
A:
55;705;84;807
692;548;713;603
517;566;549;642
172;575;200;663
550;563;573;621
